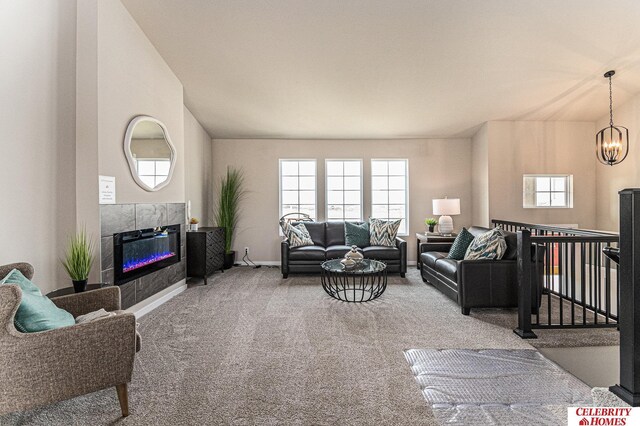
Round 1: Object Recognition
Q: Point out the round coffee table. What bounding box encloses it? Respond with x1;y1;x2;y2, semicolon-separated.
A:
320;259;388;302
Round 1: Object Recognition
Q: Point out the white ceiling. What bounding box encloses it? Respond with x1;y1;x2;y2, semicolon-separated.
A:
122;0;640;139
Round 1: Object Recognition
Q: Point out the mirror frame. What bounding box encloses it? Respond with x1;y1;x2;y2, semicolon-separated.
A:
123;115;177;192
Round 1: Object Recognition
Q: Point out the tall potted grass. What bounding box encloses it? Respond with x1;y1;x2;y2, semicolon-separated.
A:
214;167;246;269
61;228;95;293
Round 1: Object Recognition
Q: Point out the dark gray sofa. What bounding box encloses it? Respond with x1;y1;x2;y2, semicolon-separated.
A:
281;221;407;278
420;226;543;315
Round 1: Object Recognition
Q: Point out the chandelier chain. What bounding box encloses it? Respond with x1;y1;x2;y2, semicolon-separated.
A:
609;75;614;127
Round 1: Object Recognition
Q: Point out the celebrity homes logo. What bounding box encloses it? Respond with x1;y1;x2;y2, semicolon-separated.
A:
568;407;638;425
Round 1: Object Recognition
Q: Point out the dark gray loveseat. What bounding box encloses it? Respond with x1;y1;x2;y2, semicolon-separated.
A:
420;226;543;315
281;221;407;278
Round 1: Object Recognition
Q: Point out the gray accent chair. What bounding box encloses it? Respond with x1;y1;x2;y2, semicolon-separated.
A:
0;262;140;417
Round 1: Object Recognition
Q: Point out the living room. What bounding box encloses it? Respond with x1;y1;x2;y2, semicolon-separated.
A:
2;1;640;425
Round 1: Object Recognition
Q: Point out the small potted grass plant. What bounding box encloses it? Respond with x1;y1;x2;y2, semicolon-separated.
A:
425;218;438;233
61;228;95;293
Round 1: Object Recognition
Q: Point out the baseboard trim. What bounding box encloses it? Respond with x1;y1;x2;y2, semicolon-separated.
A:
127;279;187;319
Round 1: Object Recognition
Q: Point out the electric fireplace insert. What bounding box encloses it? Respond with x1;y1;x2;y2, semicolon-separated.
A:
113;224;181;285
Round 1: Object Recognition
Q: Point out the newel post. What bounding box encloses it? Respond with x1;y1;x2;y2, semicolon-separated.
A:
610;188;640;406
514;229;536;339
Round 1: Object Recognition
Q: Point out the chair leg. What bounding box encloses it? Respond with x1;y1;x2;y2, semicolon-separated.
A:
461;307;470;315
116;383;129;417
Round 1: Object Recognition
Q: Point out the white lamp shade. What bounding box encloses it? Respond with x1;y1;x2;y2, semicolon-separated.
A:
432;198;460;216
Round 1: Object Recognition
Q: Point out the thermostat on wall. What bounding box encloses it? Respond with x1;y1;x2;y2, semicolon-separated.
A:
99;175;116;204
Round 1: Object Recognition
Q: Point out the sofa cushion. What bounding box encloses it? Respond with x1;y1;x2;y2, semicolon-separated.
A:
293;221;326;247
369;218;401;247
326;245;362;260
434;258;459;281
363;245;400;260
421;252;447;269
344;221;369;247
0;269;75;333
464;228;507;260
325;222;346;246
289;245;326;261
469;226;491;237
447;227;475;260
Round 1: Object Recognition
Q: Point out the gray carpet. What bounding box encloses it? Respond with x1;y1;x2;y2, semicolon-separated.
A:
0;268;613;425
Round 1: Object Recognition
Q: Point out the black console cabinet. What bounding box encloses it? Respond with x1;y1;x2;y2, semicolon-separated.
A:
186;227;225;284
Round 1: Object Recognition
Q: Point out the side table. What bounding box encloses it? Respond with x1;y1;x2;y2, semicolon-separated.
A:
46;283;109;298
415;232;457;269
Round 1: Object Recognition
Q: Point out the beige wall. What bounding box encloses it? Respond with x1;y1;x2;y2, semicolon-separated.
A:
184;106;213;226
595;93;640;232
74;0;206;284
1;0;78;292
76;0;195;280
471;123;490;227
482;121;597;229
212;138;472;263
96;0;185;204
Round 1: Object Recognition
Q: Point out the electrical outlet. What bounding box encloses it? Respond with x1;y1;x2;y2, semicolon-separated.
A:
244;247;249;255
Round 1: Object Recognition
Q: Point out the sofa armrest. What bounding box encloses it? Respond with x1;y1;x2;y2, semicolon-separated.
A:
50;286;121;317
395;237;407;274
419;242;453;254
457;260;517;308
281;239;290;275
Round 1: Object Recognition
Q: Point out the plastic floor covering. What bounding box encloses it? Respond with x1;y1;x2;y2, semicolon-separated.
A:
404;349;593;425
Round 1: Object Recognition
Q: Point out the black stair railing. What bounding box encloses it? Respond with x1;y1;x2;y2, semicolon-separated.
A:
492;220;620;337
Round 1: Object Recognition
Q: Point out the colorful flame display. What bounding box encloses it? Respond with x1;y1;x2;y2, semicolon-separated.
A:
123;251;176;273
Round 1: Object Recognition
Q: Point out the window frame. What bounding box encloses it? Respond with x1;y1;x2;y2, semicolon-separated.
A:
325;159;364;222
370;158;410;236
523;174;574;209
278;159;318;221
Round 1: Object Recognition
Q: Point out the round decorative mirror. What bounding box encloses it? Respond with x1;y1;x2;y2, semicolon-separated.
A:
124;115;176;192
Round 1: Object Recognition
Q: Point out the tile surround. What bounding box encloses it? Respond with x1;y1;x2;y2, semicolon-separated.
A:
100;202;187;307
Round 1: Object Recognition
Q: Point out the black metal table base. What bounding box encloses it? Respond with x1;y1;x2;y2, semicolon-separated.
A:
321;268;387;302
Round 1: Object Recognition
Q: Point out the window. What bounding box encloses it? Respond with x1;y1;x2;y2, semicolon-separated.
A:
523;175;573;208
279;160;317;220
371;159;409;234
136;159;171;188
326;160;363;221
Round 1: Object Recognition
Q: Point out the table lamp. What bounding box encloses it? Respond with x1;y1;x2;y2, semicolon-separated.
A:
432;198;460;236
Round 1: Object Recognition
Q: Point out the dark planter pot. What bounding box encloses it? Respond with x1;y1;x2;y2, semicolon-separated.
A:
428;225;435;233
223;251;236;270
72;279;88;293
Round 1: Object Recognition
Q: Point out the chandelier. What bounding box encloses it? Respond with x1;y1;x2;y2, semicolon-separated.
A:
596;70;629;166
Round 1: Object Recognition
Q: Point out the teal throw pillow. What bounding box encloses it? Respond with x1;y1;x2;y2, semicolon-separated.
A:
447;227;476;260
464;228;507;260
0;269;75;333
344;222;370;247
369;218;402;247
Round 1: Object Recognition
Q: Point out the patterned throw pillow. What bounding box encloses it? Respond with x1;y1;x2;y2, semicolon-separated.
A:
345;221;370;247
281;221;314;248
464;228;507;260
369;218;402;247
447;227;475;260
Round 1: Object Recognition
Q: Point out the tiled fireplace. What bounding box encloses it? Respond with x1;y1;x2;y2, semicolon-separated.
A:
100;203;187;309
